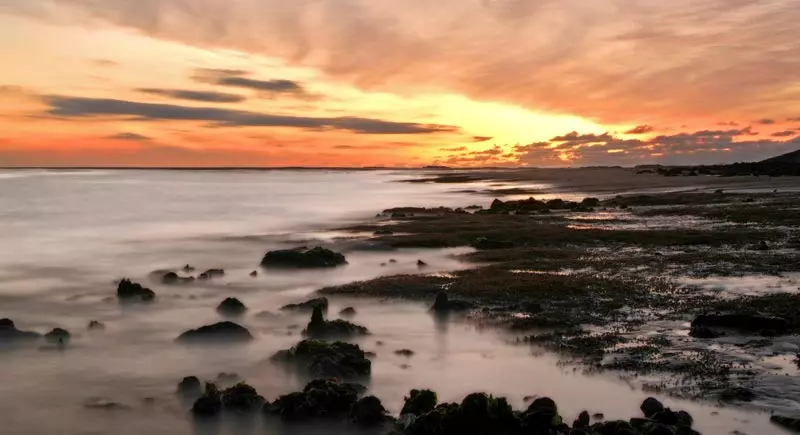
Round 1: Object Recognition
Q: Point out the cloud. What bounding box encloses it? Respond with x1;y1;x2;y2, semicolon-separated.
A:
439;146;467;152
106;132;152;141
194;68;314;99
756;118;776;125
624;125;655;135
44;95;460;135
137;88;246;103
771;130;796;137
9;0;800;125
472;136;493;142
550;132;613;143
91;59;118;67
788;117;800;122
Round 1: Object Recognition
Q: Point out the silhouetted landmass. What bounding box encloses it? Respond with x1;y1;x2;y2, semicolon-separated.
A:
644;148;800;177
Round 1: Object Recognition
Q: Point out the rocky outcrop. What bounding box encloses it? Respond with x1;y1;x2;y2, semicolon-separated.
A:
470;237;514;250
0;318;41;343
280;297;329;313
162;272;195;285
198;269;225;280
116;279;155;303
304;306;369;339
691;312;790;335
339;307;357;317
431;292;474;313
192;382;265;416
270;339;371;379
44;328;71;344
177;376;203;398
400;389;437;416
265;379;366;421
177;322;253;344
216;297;247;317
350;396;391;426
87;320;105;330
261;247;347;269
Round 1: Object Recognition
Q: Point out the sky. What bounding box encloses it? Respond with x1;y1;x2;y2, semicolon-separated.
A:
0;0;799;168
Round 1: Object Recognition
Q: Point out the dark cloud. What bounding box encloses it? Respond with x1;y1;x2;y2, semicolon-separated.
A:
439;146;467;152
550;132;614;143
472;136;493;142
756;118;776;125
44;96;460;135
624;125;655;135
717;121;739;126
137;88;246;103
106;132;152;141
788;117;800;122
194;69;313;98
771;130;796;137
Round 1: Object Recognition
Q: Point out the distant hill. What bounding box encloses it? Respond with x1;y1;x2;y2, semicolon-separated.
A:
762;148;800;164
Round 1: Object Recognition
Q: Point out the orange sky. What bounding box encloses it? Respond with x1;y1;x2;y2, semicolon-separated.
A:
0;0;798;167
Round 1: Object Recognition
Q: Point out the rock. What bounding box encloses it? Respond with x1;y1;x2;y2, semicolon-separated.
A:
574;410;590;428
431;292;474;313
216;372;240;384
640;397;665;418
183;264;195;272
581;198;601;207
689;325;722;339
254;310;279;319
592;413;605;420
0;318;41;343
177;322;253;344
651;408;680;425
470;237;514;250
395;349;415;357
87;320;105;330
216;297;247;317
490;199;505;210
44;328;71;344
116;279;155;303
676;410;693;427
249;270;258;277
266;379;365;421
401;389;437;416
754;241;770;251
304;306;369;339
177;376;203;398
771;415;800;431
162;272;194;285
84;398;130;411
691;313;789;335
281;297;329;313
719;386;755;402
350;395;390;426
417;260;428;268
389;259;398;264
270;339;371;379
524;397;561;431
409;393;523;435
192;382;264;416
373;229;394;235
261;246;347;269
197;269;225;280
339;307;357;317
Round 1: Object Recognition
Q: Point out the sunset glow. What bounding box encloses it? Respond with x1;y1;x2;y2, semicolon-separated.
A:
0;1;798;167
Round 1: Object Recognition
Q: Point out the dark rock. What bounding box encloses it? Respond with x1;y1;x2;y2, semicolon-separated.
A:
84;398;130;411
249;270;258;277
192;383;222;416
719;386;755;402
389;259;398;264
689;325;722;339
177;376;203;397
0;318;41;343
581;197;601;207
408;393;522;435
270;339;371;379
490;199;505;210
754;241;770;251
280;297;329;313
771;415;800;431
574;410;590;428
373;229;394;235
522;302;544;313
676;410;693;427
431;292;474;313
652;409;680;425
216;372;240;384
339;307;357;317
197;269;225;280
192;382;264;416
177;321;253;344
417;260;428;268
401;389;438;416
350;395;390;426
261;246;347;269
640;397;664;418
216;297;247;317
116;279;155;303
691;313;789;335
592;420;636;435
183;264;196;272
266;379;365;421
395;349;415;357
162;272;194;285
593;413;605;420
524;397;560;431
87;320;105;330
304;306;369;339
470;237;514;250
44;328;71;344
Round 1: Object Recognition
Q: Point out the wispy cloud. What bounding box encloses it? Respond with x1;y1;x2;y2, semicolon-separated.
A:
106;132;151;141
137;88;246;103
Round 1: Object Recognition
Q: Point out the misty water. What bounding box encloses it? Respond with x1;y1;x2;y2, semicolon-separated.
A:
0;169;785;434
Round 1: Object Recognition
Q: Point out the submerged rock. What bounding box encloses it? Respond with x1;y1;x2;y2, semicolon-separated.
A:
261;247;347;269
270;339;371;379
719;386;755;402
771;415;800;431
339;307;357;317
44;328;71;344
177;376;203;398
0;318;41;343
640;397;664;418
395;349;415;357
417;260;428;268
304;305;369;339
116;279;155;303
689;325;722;339
162;272;194;285
350;395;391;426
280;297;329;313
691;313;789;335
192;382;265;416
87;320;105;330
177;321;253;344
266;379;366;421
401;389;438;416
183;264;196;272
431;292;474;313
249;270;258;277
216;297;247;317
470;237;514;250
198;269;225;280
373;229;394;235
